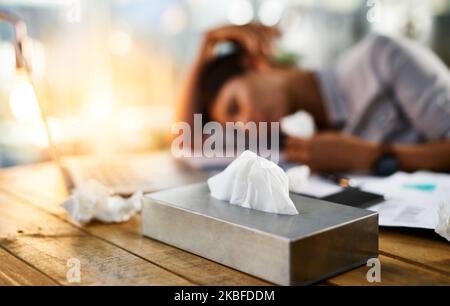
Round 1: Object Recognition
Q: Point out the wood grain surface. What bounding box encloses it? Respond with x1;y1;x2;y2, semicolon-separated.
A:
0;154;449;285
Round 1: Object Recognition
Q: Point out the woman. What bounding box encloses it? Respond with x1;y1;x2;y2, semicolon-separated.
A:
177;24;450;174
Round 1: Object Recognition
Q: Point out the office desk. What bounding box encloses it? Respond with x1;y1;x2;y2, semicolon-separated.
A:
0;153;449;285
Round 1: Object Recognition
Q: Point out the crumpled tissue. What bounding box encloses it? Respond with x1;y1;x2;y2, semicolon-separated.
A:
61;180;143;224
207;150;299;215
435;200;450;242
281;110;316;138
286;165;311;194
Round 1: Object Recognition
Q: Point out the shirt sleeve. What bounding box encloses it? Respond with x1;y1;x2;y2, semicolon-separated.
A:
315;68;348;129
370;34;450;141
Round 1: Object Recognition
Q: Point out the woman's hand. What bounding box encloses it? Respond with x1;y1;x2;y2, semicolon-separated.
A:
176;23;281;131
285;132;381;172
200;24;280;62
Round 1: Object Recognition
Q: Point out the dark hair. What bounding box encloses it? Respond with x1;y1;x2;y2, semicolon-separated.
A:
194;48;246;124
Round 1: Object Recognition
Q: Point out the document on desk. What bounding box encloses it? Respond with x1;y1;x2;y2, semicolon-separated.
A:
357;172;450;229
299;172;449;229
293;175;343;198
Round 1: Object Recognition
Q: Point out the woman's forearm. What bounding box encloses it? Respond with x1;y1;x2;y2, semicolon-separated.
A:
393;141;450;172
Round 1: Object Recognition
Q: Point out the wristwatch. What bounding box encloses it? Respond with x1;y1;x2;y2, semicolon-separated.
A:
373;144;399;176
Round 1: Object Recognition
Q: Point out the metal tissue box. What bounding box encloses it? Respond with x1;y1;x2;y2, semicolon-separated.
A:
142;183;378;285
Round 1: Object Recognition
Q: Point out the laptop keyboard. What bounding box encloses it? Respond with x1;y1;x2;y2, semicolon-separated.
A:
64;158;152;190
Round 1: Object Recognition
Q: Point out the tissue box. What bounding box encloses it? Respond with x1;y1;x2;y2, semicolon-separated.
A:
142;183;378;285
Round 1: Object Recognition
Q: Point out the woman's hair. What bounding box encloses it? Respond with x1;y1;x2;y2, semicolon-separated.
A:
194;46;246;124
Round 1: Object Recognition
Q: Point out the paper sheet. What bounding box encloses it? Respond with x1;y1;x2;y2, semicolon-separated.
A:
357;172;450;229
294;171;450;230
292;175;343;198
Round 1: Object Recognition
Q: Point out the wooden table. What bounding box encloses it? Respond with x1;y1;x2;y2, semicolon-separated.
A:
0;153;449;286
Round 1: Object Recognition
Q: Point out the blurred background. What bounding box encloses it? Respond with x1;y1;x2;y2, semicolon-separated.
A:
0;0;449;167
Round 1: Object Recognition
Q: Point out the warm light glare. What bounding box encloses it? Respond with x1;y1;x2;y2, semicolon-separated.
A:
86;89;115;119
108;30;133;57
31;40;47;80
8;72;49;148
9;74;42;124
29;125;50;148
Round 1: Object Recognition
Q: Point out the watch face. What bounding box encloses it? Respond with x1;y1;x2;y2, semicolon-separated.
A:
374;154;399;176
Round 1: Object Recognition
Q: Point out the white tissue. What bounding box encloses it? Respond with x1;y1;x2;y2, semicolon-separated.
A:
207;151;299;215
61;180;143;224
435;200;450;242
286;165;311;194
281;110;316;138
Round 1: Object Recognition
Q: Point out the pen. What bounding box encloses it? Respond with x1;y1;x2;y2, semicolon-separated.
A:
321;174;358;188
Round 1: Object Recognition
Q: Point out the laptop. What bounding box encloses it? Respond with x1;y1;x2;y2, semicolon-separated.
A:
40;111;206;196
60;153;171;195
